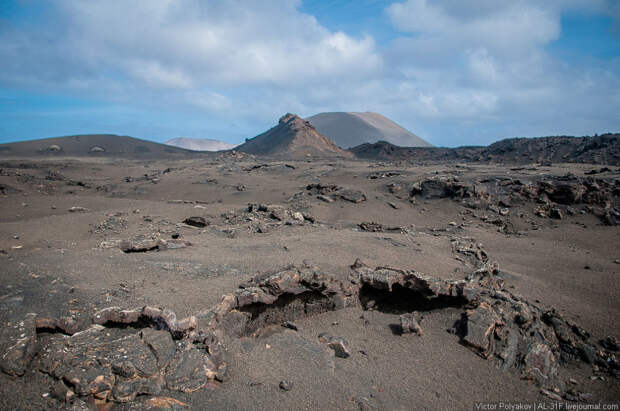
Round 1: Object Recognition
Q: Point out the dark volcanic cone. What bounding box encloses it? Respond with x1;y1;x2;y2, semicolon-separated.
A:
235;113;353;158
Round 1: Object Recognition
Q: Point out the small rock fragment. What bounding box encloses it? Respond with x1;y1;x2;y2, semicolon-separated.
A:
399;313;423;335
183;216;207;228
540;388;563;401
282;321;299;331
319;333;351;358
279;380;293;391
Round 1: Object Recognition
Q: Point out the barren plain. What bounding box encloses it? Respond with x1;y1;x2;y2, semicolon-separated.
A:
0;153;618;410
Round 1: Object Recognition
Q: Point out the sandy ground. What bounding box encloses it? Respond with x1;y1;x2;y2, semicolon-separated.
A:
0;156;618;410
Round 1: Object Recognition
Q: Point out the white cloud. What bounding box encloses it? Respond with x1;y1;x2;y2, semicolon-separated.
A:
58;0;381;86
127;60;193;88
380;0;619;142
387;0;561;53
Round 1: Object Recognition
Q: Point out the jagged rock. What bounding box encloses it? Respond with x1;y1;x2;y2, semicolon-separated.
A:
246;203;312;226
51;380;75;403
165;342;218;392
318;333;351;358
513;302;533;327
407;174;618;226
399;313;423;335
35;316;85;335
265;206;285;221
358;222;383;232
306;184;366;203
466;263;503;290
112;377;162;403
451;238;489;264
550;208;563;220
120;238;161;252
183;216;207;228
0;304;217;405
141;306;197;338
524;343;557;382
216;265;357;337
542;182;586;205
410;178;472;199
353;261;465;298
68;206;88;212
63;366;115;400
0;314;37;376
93;307;141;325
306;183;339;195
337;188;366;203
462;302;499;358
141;328;176;367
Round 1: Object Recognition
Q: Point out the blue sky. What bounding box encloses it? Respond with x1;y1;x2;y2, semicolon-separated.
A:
0;0;619;147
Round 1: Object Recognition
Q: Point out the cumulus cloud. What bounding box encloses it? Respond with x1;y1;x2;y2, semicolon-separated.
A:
43;0;380;86
381;0;620;144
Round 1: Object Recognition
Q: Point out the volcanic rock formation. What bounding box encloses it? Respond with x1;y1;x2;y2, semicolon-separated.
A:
3;251;617;406
235;114;353;158
351;134;620;165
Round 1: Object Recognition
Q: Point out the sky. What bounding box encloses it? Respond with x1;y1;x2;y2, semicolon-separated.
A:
0;0;619;147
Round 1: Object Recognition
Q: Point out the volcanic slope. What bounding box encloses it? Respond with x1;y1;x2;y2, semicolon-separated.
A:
0;134;201;159
165;137;237;152
306;111;432;148
235;113;353;158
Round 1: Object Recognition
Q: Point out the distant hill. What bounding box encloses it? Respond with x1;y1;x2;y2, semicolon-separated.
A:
350;134;620;165
165;137;237;152
235;113;353;158
306;112;432;148
0;134;200;158
350;140;482;162
483;134;620;165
